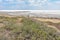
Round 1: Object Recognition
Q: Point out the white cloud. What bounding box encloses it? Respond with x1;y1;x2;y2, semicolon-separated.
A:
17;0;24;2
4;0;23;3
28;0;48;6
5;0;14;2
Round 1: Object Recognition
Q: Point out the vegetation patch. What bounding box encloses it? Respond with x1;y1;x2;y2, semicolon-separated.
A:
0;16;60;40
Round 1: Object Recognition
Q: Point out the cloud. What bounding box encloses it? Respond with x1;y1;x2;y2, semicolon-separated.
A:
5;0;14;1
28;0;48;6
0;0;28;10
0;0;50;10
46;1;60;10
0;0;60;10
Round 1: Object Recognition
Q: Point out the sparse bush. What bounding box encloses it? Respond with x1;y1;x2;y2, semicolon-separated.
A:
0;17;60;40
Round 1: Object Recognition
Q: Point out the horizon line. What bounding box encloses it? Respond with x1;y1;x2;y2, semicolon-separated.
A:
0;10;60;12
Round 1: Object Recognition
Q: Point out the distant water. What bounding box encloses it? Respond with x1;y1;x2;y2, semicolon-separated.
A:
0;10;60;18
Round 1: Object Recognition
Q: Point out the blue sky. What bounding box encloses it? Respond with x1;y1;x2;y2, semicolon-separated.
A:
0;0;60;10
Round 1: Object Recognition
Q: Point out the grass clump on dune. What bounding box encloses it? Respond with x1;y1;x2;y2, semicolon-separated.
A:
0;17;60;40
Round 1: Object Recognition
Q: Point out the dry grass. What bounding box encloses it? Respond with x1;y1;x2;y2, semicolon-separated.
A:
33;18;60;30
34;18;60;23
0;16;60;40
0;23;5;27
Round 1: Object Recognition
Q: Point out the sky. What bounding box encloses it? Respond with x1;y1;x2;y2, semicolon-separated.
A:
0;0;60;10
